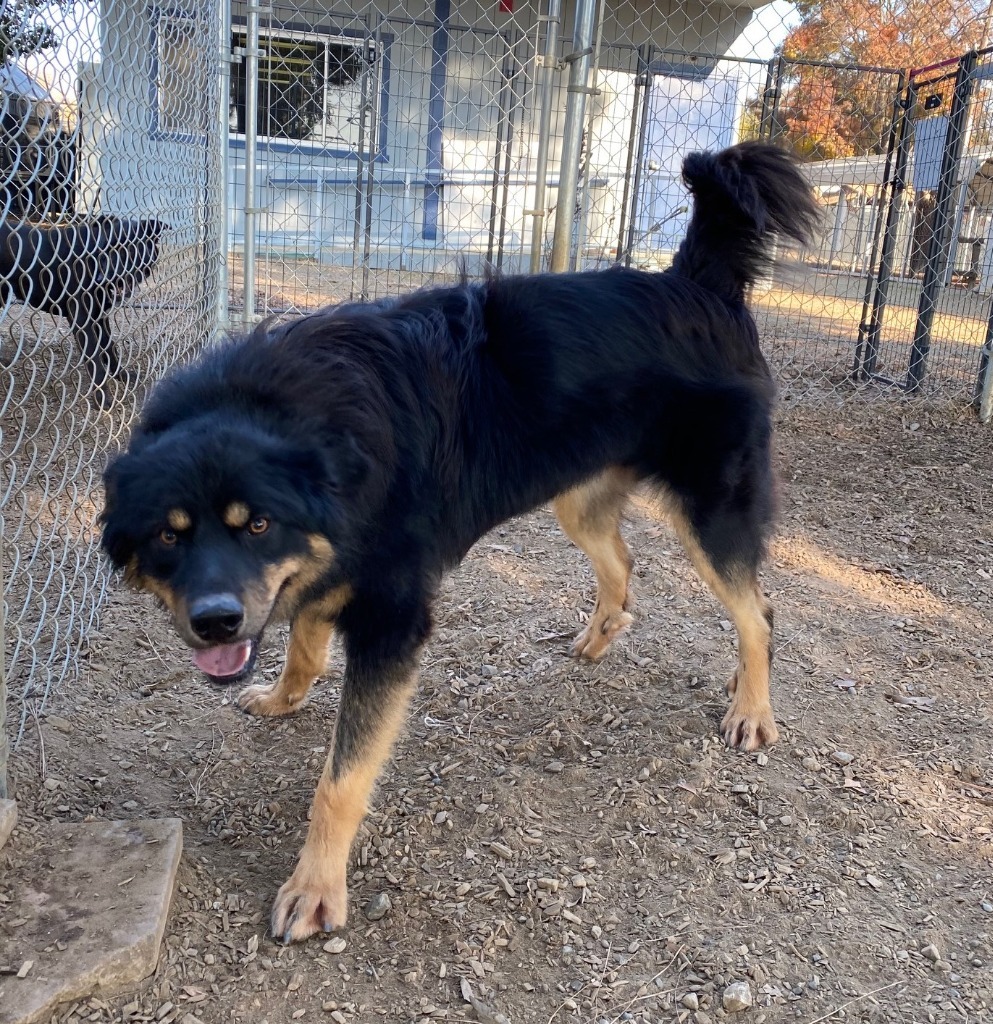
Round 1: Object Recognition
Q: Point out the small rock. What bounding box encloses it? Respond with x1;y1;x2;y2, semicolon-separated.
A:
681;992;700;1010
545;760;565;774
122;800;139;811
323;937;347;954
363;892;392;921
572;874;587;888
830;751;854;765
801;756;820;772
982;901;993;913
48;716;73;733
922;944;941;962
723;980;753;1012
756;752;769;767
933;959;952;973
43;778;61;791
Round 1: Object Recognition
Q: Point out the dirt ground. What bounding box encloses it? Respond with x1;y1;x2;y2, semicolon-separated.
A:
3;400;993;1024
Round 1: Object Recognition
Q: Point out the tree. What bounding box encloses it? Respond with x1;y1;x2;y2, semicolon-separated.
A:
770;0;988;159
1;1;79;65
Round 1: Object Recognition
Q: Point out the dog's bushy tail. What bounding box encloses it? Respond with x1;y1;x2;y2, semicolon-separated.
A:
671;141;820;301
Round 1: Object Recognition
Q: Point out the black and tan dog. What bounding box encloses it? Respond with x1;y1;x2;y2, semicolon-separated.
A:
100;142;819;943
0;215;167;405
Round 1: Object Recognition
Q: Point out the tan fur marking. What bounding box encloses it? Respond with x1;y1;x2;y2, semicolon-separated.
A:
222;501;251;529
270;672;417;940
661;493;778;751
553;467;637;660
238;587;352;717
135;573;183;618
167;508;191;531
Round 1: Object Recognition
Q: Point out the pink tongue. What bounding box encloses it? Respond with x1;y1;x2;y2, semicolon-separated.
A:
193;640;252;678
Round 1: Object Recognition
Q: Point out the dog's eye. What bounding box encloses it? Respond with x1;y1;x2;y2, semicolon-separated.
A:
247;516;270;536
159;528;178;546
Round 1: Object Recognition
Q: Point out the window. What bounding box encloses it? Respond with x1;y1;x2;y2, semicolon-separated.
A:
229;29;380;152
157;14;210;137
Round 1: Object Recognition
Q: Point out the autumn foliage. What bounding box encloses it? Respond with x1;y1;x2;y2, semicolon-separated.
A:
774;0;987;159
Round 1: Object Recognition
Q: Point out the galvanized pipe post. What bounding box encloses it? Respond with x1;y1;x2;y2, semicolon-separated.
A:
217;0;232;332
241;2;263;328
528;0;561;273
549;0;599;273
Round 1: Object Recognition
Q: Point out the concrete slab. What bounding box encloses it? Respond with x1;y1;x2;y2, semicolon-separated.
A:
0;800;15;850
0;818;183;1024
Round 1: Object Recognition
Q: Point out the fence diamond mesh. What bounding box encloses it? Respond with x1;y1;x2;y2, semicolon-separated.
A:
1;0;222;764
2;0;993;785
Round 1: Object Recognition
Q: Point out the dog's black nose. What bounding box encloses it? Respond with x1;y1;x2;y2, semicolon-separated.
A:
189;594;244;642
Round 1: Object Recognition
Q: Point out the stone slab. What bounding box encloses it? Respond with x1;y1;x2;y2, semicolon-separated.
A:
0;800;15;851
0;818;183;1024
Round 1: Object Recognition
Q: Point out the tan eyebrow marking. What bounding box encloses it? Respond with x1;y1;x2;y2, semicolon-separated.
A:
167;508;191;531
223;501;251;528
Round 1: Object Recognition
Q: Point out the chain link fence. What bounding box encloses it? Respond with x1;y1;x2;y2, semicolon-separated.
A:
1;0;223;784
3;0;993;789
223;1;993;407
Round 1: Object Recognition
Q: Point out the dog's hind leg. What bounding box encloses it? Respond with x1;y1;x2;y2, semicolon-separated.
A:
663;495;778;752
238;608;333;717
553;467;637;660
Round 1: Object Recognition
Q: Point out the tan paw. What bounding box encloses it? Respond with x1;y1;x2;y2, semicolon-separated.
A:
571;608;634;660
721;698;779;751
271;860;348;944
237;681;305;717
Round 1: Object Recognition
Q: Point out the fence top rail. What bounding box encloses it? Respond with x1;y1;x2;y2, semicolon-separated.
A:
907;48;990;82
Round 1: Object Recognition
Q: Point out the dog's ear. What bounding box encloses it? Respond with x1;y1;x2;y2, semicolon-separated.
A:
271;434;370;524
325;433;370;494
99;455;137;567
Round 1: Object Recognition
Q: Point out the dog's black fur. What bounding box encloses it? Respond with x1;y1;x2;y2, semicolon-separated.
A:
101;142;820;943
0;215;167;404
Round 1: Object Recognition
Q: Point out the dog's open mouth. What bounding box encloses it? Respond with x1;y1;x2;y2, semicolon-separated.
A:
193;638;259;684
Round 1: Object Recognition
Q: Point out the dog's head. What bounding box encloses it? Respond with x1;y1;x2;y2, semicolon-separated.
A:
100;415;360;684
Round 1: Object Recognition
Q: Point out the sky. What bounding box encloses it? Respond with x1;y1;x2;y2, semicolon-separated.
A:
726;0;800;61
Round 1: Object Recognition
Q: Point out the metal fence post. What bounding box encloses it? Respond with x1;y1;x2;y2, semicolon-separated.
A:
906;51;978;392
528;0;562;272
977;316;993;423
615;42;648;265
549;0;599;273
855;72;909;378
241;1;263;327
217;0;232;332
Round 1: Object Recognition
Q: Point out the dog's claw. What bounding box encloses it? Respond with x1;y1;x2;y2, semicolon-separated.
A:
571;609;633;660
238;681;304;717
270;859;349;943
721;699;779;751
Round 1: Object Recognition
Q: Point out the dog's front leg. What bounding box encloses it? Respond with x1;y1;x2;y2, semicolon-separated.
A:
271;601;427;943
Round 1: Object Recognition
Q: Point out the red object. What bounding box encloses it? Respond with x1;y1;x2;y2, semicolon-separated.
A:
499;0;513;11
